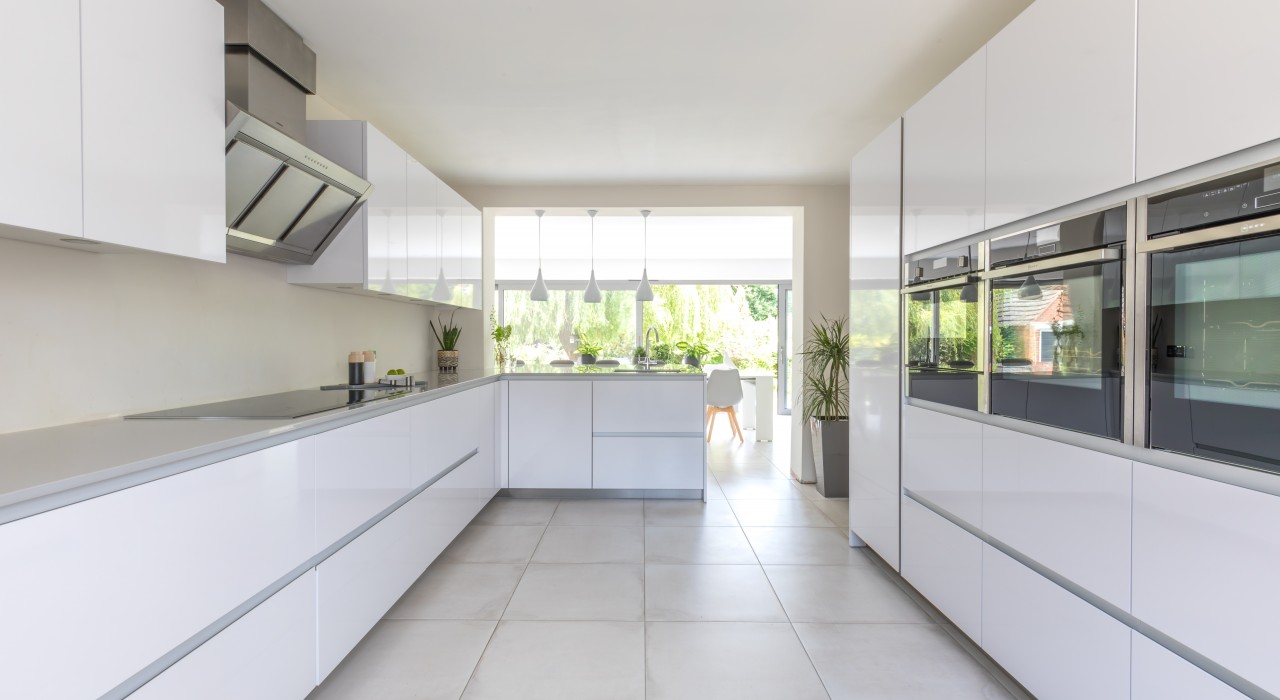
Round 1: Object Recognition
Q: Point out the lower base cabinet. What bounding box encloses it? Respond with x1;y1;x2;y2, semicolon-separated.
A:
131;571;318;700
592;437;704;489
1131;631;1246;700
900;497;981;642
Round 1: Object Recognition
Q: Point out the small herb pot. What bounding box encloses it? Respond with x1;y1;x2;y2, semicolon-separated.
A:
437;349;460;373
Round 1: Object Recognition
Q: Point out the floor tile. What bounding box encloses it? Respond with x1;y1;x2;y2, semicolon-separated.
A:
504;564;644;621
549;498;644;526
644;526;757;564
440;525;546;564
645;564;787;622
385;563;525;620
644;499;739;527
531;526;644;564
310;620;495;700
461;621;644;700
764;565;931;623
473;498;559;526
729;499;838;527
710;462;787;479
794;623;1015;699
811;499;850;529
704;479;728;500
716;476;804;500
645;622;828;700
743;526;869;566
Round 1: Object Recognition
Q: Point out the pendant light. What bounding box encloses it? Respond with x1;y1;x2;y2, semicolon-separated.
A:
530;209;550;301
635;209;654;301
1018;275;1043;299
583;209;602;303
431;206;452;302
959;282;978;303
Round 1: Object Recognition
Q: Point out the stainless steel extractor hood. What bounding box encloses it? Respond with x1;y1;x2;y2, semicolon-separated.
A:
220;0;371;265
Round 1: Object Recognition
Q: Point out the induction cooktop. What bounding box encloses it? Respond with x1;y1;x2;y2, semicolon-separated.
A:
125;387;416;420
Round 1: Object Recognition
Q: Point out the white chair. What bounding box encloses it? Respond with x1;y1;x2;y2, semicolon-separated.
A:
705;368;744;443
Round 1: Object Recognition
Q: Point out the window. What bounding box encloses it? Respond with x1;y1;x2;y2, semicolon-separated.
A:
501;288;636;364
1039;329;1056;363
641;284;778;370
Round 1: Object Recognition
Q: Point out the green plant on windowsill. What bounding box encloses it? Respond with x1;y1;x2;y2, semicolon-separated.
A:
676;340;710;367
575;339;603;364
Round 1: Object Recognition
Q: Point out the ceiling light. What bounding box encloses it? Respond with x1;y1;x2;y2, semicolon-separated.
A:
530;209;550;301
1018;275;1043;299
584;209;602;303
636;209;654;302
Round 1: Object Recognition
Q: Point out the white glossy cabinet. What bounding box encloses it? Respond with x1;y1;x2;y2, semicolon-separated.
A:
901;406;982;527
80;0;226;261
593;437;704;490
982;544;1130;700
903;48;985;254
1132;463;1280;696
1132;631;1246;700
982;425;1132;610
0;441;315;699
365;125;409;294
1136;0;1280;180
848;118;903;570
131;571;318;700
406;157;442;300
314;408;414;550
0;0;82;239
592;380;705;433
507;380;593;488
984;0;1136;228
900;497;981;642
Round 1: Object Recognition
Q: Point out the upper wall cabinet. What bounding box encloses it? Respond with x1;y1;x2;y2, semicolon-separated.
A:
984;0;1136;229
289;121;480;309
1135;0;1280;181
903;48;986;254
0;0;226;261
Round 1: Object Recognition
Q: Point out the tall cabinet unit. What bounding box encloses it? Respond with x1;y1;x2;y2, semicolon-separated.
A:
903;49;985;254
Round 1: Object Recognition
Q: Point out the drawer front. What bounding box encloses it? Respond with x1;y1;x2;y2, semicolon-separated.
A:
314;408;414;550
592;380;704;433
901;405;982;526
592;437;704;490
901;497;981;642
508;380;593;489
1131;631;1245;700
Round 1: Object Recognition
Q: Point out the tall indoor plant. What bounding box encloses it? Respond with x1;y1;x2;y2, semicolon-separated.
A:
801;315;850;497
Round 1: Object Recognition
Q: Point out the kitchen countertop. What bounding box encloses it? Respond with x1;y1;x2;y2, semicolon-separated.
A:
0;365;704;524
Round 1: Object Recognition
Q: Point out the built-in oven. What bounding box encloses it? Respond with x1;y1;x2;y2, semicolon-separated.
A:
987;206;1126;439
904;244;981;410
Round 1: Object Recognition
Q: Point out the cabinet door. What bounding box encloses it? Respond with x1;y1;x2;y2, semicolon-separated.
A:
0;442;315;699
508;380;593;488
901;497;981;643
406;159;438;300
314;409;414;550
436;182;464;304
363;124;407;294
592;380;705;433
1136;0;1280;180
458;201;482;308
1132;631;1246;700
81;0;226;260
130;571;317;700
903;48;985;254
592;437;704;490
901;406;982;527
985;0;1136;228
0;0;82;239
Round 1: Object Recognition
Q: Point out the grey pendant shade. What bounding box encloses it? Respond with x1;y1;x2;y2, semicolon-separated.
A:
530;209;550;301
959;282;978;303
636;209;654;301
584;209;602;303
431;207;452;302
1018;275;1043;299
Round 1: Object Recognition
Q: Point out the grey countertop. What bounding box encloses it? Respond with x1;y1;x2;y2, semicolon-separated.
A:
0;365;703;524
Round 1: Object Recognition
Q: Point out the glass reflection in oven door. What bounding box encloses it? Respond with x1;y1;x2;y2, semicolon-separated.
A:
906;282;980;410
1149;234;1280;472
990;261;1124;439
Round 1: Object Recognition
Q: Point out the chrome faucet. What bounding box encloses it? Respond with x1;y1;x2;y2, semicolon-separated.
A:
644;327;660;368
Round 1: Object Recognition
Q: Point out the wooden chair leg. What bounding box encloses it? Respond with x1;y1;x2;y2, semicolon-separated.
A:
728;409;744;442
706;408;717;442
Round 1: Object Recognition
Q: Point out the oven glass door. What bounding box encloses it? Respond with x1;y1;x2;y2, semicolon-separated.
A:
990;260;1124;439
906;283;980;410
1149;234;1280;471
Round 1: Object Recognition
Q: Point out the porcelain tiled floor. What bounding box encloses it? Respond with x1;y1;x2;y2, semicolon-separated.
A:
309;437;1025;700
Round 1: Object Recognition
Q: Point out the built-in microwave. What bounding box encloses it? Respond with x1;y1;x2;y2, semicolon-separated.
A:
904;245;981;411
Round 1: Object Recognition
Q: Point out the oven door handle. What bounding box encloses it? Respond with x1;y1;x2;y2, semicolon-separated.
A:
980;247;1121;280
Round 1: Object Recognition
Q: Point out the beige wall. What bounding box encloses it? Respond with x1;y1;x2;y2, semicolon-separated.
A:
0;237;449;434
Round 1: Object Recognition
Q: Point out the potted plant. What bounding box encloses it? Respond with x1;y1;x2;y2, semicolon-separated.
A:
490;308;513;368
652;342;672;364
801;315;849;497
576;339;603;365
676;340;710;367
430;310;462;373
632;346;649;365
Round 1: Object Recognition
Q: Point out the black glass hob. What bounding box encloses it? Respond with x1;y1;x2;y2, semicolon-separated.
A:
125;388;417;420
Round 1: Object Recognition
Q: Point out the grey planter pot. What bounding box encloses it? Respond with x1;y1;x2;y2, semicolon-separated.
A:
579;354;597;365
808;418;849;498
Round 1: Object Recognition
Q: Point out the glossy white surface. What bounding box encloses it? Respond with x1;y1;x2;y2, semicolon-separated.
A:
1131;631;1246;700
0;0;82;238
901;497;982;642
0;441;315;699
593;437;705;490
848;118;903;570
901;405;982;526
314;408;414;550
981;544;1130;700
903;48;985;254
1135;0;1280;180
592;380;704;434
984;0;1136;228
1132;462;1280;696
131;571;318;700
982;425;1131;610
507;380;593;488
406;158;439;300
364;123;407;293
81;0;225;260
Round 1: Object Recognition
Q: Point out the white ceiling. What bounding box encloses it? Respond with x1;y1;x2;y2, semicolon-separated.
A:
265;0;1030;187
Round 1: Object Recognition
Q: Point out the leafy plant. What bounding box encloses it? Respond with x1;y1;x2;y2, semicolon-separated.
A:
490;308;512;344
430;310;461;351
652;342;672;363
576;339;603;356
633;346;649;361
676;340;710;362
800;315;849;422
